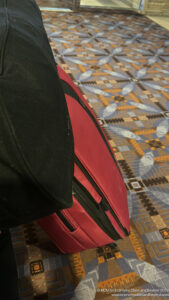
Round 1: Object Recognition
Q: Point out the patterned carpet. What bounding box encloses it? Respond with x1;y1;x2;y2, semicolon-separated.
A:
11;8;169;300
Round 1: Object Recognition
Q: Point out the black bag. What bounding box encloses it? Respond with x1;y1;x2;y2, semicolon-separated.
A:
0;0;74;228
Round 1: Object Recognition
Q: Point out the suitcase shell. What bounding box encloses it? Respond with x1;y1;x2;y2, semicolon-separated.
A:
37;65;130;253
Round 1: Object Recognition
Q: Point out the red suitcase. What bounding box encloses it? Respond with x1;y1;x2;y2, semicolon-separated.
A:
37;65;130;253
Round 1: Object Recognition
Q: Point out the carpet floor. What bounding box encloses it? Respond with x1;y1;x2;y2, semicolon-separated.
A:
11;7;169;300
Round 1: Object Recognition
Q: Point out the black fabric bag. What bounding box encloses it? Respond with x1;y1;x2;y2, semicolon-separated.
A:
0;0;74;228
0;230;20;299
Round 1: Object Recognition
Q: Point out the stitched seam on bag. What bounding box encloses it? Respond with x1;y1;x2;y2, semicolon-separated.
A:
0;0;9;76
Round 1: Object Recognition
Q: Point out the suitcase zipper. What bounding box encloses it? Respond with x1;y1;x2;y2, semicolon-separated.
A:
73;177;121;240
60;80;122;176
74;155;129;236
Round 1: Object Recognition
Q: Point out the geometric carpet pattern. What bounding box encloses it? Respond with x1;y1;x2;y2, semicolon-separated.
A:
11;9;169;300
